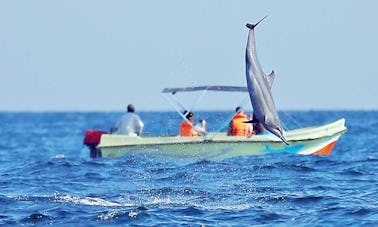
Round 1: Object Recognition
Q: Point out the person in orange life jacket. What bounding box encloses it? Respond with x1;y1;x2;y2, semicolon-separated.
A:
227;106;253;136
179;111;204;137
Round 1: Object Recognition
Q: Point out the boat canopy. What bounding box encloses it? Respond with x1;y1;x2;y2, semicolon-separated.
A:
161;85;251;133
162;86;248;95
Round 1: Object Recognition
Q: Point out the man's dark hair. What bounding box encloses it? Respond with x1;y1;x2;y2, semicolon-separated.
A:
183;110;194;120
127;104;135;112
235;106;242;113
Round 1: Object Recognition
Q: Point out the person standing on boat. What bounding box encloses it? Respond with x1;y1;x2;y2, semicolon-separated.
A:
227;106;253;136
180;111;202;137
112;104;144;136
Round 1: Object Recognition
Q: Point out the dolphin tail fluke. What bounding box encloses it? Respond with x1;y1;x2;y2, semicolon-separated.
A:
246;15;267;30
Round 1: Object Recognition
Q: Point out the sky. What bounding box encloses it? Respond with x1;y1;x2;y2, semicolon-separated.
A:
0;0;377;111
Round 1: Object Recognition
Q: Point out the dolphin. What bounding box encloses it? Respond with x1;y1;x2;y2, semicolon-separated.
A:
245;16;288;145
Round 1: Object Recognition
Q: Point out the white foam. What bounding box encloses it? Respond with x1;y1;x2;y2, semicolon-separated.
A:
55;154;65;158
54;194;121;207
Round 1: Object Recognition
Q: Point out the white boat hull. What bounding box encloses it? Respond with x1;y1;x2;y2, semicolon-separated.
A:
97;118;347;160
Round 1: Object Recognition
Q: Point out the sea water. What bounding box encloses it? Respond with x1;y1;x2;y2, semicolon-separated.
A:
0;111;377;226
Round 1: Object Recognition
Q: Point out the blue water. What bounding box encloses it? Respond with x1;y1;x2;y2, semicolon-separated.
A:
0;111;377;226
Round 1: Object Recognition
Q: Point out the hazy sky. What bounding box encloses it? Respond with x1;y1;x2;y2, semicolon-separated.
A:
0;1;377;111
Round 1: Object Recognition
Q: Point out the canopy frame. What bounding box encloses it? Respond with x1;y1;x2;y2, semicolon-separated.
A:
161;85;251;135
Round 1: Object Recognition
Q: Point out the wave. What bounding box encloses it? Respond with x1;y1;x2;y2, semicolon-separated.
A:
12;193;128;207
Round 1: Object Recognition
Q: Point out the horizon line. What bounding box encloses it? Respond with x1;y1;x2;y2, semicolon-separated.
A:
0;108;377;113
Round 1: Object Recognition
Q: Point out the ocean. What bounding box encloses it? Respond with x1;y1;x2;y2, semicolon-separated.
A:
0;111;377;226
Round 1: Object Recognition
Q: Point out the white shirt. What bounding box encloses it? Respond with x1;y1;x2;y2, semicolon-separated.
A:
194;121;207;136
113;112;144;136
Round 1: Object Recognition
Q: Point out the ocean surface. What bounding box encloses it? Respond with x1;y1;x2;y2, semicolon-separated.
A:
0;110;377;226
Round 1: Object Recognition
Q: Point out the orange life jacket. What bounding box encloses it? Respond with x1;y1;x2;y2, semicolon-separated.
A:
230;113;251;136
180;121;198;137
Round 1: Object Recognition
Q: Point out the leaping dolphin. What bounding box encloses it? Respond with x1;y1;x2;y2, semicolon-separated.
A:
245;16;288;145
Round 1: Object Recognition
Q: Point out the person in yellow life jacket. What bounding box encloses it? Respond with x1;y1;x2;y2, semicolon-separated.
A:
227;106;253;136
179;111;200;137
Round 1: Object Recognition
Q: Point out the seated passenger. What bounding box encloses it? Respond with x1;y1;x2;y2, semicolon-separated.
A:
251;114;268;135
194;118;207;136
253;122;268;135
112;104;144;136
180;111;199;137
227;107;252;136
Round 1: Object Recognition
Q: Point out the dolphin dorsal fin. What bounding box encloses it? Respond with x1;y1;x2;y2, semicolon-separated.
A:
265;70;276;89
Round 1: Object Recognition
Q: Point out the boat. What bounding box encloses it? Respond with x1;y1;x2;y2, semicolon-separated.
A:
82;85;347;160
97;118;346;160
